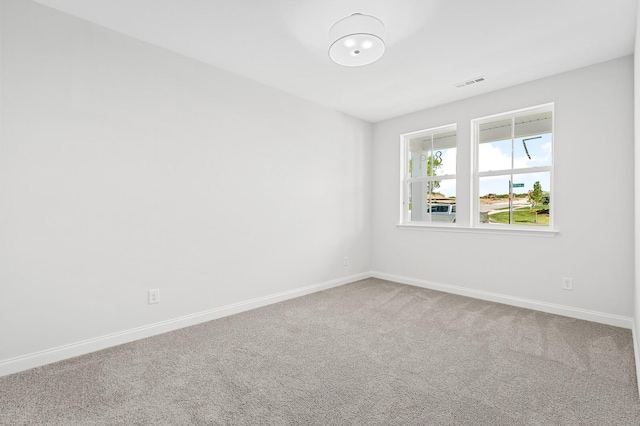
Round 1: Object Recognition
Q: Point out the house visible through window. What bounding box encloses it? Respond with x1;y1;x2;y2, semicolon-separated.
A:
400;124;457;224
473;104;554;228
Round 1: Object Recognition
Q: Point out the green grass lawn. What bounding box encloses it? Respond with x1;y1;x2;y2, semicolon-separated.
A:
489;206;549;226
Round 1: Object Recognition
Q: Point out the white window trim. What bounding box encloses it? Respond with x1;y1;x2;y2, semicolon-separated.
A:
396;223;557;237
470;102;557;233
397;104;558;237
399;123;457;226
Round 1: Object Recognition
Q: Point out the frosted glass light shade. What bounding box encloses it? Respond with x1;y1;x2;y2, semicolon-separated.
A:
328;13;385;67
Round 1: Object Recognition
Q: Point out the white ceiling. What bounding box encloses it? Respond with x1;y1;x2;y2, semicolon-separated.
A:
33;0;638;123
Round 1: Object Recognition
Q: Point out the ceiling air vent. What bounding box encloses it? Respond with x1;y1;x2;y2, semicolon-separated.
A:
455;76;485;88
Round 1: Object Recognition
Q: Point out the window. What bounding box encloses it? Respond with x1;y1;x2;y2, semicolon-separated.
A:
472;104;553;228
400;124;457;225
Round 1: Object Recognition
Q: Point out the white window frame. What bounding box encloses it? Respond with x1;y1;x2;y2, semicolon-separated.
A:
399;123;457;226
471;103;555;231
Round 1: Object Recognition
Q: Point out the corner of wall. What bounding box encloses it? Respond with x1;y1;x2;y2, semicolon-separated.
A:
633;322;640;396
633;0;640;398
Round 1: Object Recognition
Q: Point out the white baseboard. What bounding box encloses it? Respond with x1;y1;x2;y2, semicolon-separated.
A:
0;272;370;378
2;271;634;378
371;271;634;329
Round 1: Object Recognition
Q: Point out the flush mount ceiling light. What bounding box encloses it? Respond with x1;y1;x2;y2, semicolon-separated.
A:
328;13;385;67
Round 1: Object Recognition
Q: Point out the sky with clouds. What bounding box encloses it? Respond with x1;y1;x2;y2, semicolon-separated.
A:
431;133;551;198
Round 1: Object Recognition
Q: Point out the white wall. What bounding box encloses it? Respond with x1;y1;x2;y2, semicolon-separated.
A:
372;56;635;321
0;0;372;371
634;0;640;391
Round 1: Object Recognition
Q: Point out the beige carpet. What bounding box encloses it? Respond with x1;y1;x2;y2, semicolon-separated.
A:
1;278;639;425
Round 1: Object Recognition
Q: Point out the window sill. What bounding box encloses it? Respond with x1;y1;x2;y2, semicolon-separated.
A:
396;223;558;237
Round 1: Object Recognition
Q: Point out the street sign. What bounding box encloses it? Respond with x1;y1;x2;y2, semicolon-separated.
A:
512;183;525;188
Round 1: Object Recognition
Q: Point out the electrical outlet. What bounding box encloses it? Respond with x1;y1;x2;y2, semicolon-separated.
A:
148;289;160;304
561;277;573;291
343;256;348;266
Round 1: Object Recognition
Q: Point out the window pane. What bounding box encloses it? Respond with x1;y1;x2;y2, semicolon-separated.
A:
431;130;457;177
478;118;512;144
478;172;551;226
478;138;511;172
408;130;456;178
474;105;553;229
409;181;427;221
408;149;427;178
478;112;553;172
514;134;552;169
409;180;456;223
432;146;456;177
478;175;511;224
514;111;552;169
478;118;512;172
427;180;456;223
514;111;552;139
402;124;457;226
514;172;551;226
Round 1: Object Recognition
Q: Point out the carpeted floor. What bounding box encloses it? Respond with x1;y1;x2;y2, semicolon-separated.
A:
1;278;639;425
